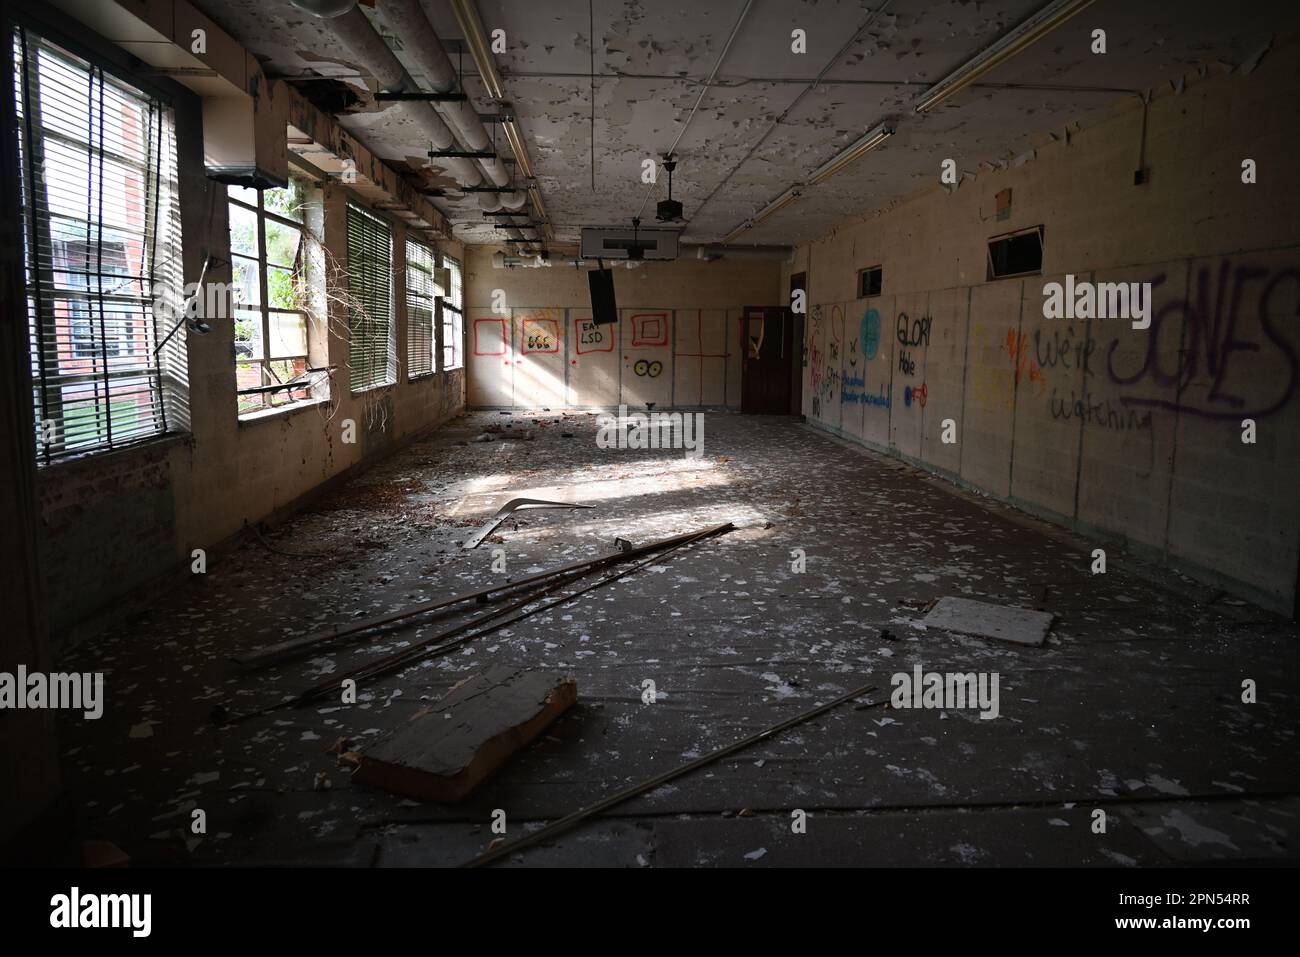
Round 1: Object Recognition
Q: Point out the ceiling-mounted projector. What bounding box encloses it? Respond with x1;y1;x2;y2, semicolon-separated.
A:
580;225;679;261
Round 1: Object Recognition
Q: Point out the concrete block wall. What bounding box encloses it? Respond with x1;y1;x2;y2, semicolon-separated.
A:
789;39;1300;614
463;251;781;409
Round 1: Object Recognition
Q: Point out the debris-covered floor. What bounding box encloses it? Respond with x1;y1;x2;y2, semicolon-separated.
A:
55;412;1300;866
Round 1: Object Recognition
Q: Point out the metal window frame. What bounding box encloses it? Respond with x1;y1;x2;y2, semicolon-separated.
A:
986;224;1046;281
229;177;313;414
440;252;464;372
14;24;179;465
857;264;883;299
406;237;437;380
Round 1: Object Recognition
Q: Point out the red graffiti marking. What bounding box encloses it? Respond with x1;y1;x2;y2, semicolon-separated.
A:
630;312;669;347
473;317;507;357
1006;328;1048;393
520;316;560;353
574;314;613;355
673;310;730;405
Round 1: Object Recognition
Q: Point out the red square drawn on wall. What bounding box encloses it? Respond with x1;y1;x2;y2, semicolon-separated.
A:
520;317;560;354
631;312;668;347
574;315;614;355
473;317;508;356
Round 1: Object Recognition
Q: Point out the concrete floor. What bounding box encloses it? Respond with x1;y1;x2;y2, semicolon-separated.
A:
54;412;1300;866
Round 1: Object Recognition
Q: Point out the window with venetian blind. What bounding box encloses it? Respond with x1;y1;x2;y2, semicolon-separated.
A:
14;25;186;463
345;202;395;392
406;239;436;378
440;254;463;372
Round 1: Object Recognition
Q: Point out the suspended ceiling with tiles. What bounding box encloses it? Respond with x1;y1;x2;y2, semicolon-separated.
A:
190;0;1287;247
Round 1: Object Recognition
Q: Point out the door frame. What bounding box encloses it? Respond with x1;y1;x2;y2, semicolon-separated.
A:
739;304;793;414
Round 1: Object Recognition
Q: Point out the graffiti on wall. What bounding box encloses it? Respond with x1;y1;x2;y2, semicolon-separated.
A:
998;258;1300;438
629;312;669;347
1106;261;1299;419
841;306;889;408
809;304;824;417
861;307;882;360
842;324;862;404
520;317;559;354
473;317;508;356
896;312;931;377
1005;328;1048;394
823;305;844;411
576;317;613;354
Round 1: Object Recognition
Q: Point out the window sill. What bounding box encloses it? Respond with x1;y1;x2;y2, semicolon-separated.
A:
36;431;191;474
408;371;439;383
238;397;330;426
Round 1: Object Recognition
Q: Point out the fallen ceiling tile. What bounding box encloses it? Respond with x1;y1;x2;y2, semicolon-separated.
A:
921;596;1054;647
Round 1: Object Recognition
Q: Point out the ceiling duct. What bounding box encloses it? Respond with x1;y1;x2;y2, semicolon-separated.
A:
381;0;516;195
202;80;290;188
692;244;793;263
448;0;553;240
326;7;484;188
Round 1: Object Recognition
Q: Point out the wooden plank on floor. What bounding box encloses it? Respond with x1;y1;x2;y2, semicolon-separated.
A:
351;666;577;803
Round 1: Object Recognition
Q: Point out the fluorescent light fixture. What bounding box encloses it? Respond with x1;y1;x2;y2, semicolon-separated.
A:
719;121;892;243
807;123;895;185
754;187;801;223
721;220;754;245
914;0;1097;114
721;186;801;244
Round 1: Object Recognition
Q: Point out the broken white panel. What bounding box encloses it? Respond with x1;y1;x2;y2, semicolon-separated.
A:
922;596;1053;647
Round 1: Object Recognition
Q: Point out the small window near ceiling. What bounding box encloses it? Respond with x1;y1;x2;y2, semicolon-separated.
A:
857;265;883;298
406;240;436;379
987;226;1044;280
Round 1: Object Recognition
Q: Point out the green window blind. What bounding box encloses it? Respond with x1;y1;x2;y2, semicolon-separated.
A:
346;202;394;391
406;239;435;378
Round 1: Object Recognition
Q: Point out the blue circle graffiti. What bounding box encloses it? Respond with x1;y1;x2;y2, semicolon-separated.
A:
861;308;881;360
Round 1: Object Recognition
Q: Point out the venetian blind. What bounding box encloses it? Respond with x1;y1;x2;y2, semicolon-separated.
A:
406;239;435;377
15;26;186;463
345;202;394;391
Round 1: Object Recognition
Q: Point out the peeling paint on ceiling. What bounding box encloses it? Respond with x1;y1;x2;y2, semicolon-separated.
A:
191;0;1292;248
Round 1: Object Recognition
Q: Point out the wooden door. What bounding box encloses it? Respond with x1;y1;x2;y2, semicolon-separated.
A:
740;306;792;414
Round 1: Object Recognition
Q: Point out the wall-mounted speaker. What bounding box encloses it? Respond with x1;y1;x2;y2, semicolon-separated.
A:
589;269;618;326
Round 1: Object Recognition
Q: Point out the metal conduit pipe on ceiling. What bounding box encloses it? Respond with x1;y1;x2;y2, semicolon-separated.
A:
327;7;484;188
381;0;522;208
692;244;792;262
448;0;552;239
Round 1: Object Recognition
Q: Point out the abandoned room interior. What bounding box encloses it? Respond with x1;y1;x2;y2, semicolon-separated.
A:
1;0;1298;882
